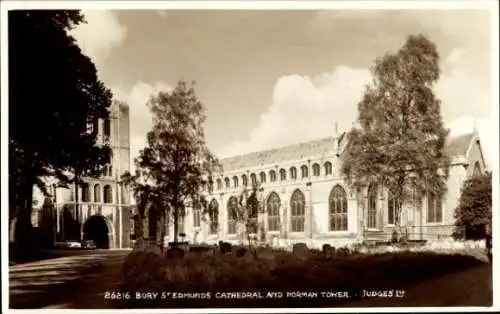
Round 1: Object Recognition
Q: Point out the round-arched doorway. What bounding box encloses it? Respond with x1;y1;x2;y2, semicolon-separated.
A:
82;215;113;249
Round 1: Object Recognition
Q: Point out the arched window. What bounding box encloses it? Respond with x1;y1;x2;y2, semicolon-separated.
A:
290;189;305;232
269;170;277;182
427;192;442;223
193;209;201;228
329;185;348;231
367;184;378;229
209;199;219;235
242;175;248;186
94;184;101;203
233;176;239;188
260;171;266;184
216;179;222;190
473;161;482;177
208;177;214;193
267;192;280;232
250;173;257;186
290;167;297;180
103;118;111;140
103;185;112;204
301;165;308;179
387;190;400;225
227;197;238;234
312;163;320;176
224;177;230;189
279;169;286;181
324;162;332;175
81;184;90;202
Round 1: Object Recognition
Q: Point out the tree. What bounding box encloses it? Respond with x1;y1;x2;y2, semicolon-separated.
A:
341;34;451;238
125;81;218;247
227;181;265;249
453;172;492;240
9;11;112;257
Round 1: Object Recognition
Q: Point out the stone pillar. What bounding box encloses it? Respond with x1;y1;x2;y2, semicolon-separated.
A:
281;199;288;239
306;183;313;240
218;193;225;241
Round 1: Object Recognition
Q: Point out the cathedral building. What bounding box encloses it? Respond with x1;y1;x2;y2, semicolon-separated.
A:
146;127;487;249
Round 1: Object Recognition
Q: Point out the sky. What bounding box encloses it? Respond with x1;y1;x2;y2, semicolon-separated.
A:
67;4;497;170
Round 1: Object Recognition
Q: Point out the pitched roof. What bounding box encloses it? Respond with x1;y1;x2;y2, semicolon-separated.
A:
219;131;476;173
444;133;475;157
219;136;339;172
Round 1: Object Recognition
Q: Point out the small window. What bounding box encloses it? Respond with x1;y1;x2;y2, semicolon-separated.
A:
279;169;286;181
301;165;308;179
269;170;277;182
260;172;266;183
103;185;112;203
312;163;320;176
325;162;332;175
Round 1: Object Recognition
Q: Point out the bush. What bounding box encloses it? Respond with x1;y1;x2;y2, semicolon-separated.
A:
115;247;485;309
454;172;491;240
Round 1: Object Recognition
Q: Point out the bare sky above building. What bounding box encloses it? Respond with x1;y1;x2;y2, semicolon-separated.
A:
67;4;496;169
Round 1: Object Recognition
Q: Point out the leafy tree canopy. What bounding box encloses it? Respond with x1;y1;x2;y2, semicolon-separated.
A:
9;10;113;218
341;34;451;227
123;81;218;243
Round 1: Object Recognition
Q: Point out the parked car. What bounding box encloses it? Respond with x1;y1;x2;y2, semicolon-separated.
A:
54;241;81;249
81;239;97;250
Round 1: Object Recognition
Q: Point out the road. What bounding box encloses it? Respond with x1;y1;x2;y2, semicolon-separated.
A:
9;249;129;309
9;250;493;309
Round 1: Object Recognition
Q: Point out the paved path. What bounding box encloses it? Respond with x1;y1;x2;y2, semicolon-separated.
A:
344;263;493;307
9;250;129;309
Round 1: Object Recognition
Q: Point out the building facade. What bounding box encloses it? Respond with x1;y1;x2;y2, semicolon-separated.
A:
33;101;132;249
144;128;487;249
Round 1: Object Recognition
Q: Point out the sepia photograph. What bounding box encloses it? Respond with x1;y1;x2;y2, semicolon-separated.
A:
2;0;498;312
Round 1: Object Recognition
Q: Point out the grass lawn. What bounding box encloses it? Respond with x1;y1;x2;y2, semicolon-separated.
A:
112;246;487;308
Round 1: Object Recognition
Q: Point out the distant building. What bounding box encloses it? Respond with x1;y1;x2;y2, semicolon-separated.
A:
33;101;132;249
143;127;487;248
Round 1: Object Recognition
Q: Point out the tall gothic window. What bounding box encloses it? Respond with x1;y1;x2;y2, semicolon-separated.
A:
290;167;297;180
225;177;230;189
367;184;378;229
193;209;201;228
269;170;277;182
301;165;308;179
216;179;222;190
242;175;248;186
427;192;442;223
312;163;320;176
329;185;348;231
103;185;112;204
233;176;239;188
279;169;286;181
260;171;266;184
387;190;399;225
290;189;305;232
267;192;280;232
209;199;219;234
227;197;238;235
324;162;333;175
94;184;101;203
